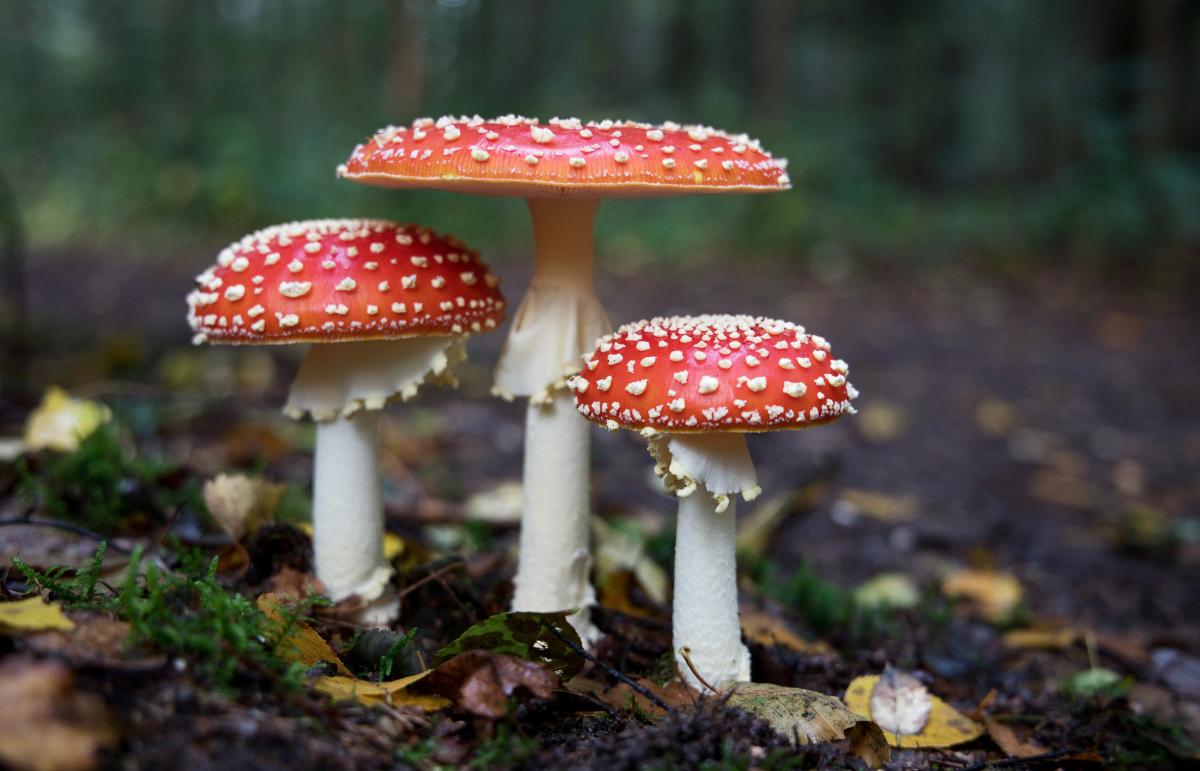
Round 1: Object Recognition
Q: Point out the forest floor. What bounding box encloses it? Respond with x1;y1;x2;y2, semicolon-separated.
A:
0;254;1198;770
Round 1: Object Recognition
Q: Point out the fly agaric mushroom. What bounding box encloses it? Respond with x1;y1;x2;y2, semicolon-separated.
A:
339;116;789;640
187;219;505;624
570;315;857;689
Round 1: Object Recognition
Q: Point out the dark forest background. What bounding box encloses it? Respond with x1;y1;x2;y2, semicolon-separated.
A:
1;0;1198;286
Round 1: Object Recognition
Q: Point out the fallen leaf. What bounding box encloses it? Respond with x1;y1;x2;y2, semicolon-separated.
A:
203;473;284;540
1003;626;1077;651
941;568;1023;623
726;682;890;767
23;387;111;453
869;668;932;735
24;615;164;670
593;518;669;606
463;480;523;524
0;658;118;771
836;489;918;523
854;573;921;610
598;570;666;620
844;673;984;748
314;670;449;711
256;593;350;676
983;714;1048;758
741;611;832;655
436;611;584;679
0;597;76;633
416;649;557;718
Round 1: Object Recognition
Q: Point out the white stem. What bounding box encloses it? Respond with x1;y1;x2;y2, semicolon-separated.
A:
511;388;599;642
674;482;751;690
506;198;608;643
291;337;464;627
313;410;393;607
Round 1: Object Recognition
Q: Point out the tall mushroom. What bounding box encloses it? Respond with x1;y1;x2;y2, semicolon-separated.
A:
570;315;857;689
187;219;505;624
339;116;789;640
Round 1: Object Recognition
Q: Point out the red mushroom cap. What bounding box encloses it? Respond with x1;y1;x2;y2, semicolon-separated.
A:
186;219;505;345
571;315;857;433
339;116;789;198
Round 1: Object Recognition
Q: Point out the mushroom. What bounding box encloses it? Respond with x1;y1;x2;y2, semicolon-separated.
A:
339;116;789;640
187;219;505;624
570;315;857;689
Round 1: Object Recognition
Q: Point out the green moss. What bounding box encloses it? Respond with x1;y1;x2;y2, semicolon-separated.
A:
14;543;314;694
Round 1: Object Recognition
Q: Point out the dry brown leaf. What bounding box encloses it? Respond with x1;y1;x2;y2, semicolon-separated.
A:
598;570;667;620
203;473;284;540
983;714;1048;758
0;597;75;633
941;568;1023;623
23;614;164;671
0;658;118;771
844;673;983;749
726;682;890;768
741;611;832;655
416;649;557;718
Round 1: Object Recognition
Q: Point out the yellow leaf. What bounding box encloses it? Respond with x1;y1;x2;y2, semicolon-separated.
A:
314;670;449;710
741;612;832;655
941;568;1023;623
23;387;111;453
0;597;75;633
255;594;350;676
297;523;404;561
844;674;983;749
256;594;448;709
1003;626;1077;651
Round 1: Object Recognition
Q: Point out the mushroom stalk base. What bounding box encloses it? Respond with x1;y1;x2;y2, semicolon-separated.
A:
674;482;751;690
313;410;395;622
511;389;599;643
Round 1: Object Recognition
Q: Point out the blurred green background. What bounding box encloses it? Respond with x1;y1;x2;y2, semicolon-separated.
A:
1;0;1198;284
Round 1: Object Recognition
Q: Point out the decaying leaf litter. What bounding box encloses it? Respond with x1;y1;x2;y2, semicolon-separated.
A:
2;263;1199;769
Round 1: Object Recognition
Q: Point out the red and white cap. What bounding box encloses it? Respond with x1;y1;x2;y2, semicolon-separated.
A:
186;219;505;345
570;315;857;433
339;116;789;197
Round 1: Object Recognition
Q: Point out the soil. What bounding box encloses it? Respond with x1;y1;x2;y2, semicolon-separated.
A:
1;250;1197;769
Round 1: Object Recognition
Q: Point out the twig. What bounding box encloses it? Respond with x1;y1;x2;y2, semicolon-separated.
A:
678;646;719;694
396;560;465;599
959;750;1067;771
547;622;670;712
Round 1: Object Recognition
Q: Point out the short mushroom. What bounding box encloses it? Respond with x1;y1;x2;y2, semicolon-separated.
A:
187;219;505;624
339;116;789;640
570;315;857;689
